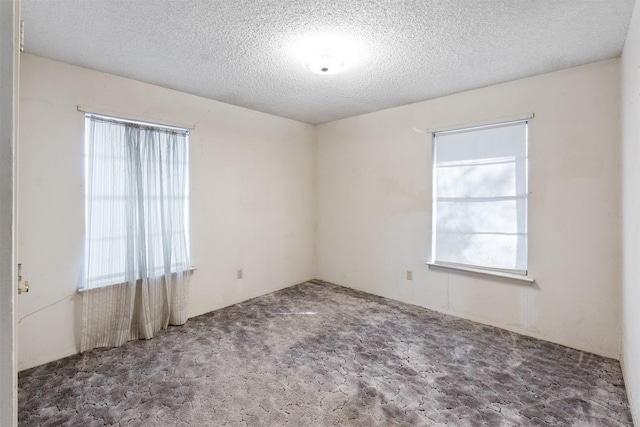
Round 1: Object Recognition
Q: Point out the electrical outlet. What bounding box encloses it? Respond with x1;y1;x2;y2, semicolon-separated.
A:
406;270;413;280
237;269;243;279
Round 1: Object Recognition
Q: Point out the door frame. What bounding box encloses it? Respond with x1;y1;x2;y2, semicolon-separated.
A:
0;0;20;425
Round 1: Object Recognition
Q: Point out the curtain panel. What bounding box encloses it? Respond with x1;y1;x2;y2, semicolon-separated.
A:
81;115;190;352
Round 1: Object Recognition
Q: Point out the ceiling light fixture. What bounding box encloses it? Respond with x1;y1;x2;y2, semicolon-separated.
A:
303;49;348;75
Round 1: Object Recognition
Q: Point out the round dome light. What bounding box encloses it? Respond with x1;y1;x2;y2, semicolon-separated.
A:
303;49;348;75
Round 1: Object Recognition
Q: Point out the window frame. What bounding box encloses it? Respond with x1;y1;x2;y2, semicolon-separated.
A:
427;118;534;283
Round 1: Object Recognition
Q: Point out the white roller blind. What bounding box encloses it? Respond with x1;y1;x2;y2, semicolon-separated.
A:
432;120;528;274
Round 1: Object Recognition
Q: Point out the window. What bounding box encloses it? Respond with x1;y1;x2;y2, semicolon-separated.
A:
430;119;528;278
83;114;190;289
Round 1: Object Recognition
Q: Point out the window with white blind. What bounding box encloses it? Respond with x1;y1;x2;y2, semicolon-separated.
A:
429;120;529;278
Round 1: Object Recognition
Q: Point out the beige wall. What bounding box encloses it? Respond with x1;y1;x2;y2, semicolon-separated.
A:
316;59;622;358
17;54;316;370
621;0;640;423
17;52;626;374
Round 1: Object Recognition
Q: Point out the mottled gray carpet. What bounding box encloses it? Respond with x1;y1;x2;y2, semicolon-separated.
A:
19;281;632;426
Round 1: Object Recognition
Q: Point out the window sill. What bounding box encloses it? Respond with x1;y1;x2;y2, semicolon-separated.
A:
78;266;197;293
426;262;534;283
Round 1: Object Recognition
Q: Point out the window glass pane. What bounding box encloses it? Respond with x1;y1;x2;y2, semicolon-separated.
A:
435;233;527;271
432;120;528;273
84;115;190;289
436;200;522;234
436;161;519;198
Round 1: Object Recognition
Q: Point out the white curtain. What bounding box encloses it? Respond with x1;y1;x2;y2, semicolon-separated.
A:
432;120;528;273
81;115;190;352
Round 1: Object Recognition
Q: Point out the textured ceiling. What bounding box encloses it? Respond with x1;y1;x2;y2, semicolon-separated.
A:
21;0;636;125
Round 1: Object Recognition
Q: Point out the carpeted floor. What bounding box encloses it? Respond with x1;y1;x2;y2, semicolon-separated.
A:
19;281;632;426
